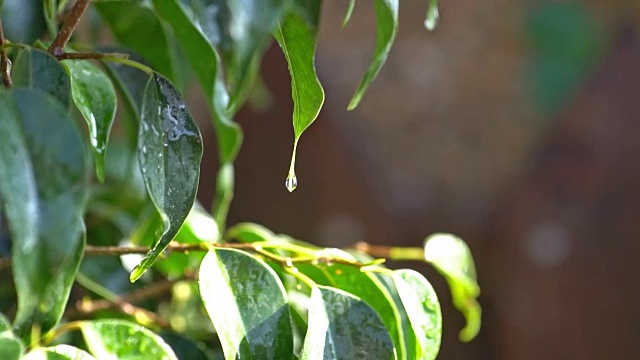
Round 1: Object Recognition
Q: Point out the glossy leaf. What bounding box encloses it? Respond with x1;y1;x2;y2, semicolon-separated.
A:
424;0;439;31
62;60;117;182
300;286;395;360
393;270;442;360
226;222;277;243
274;0;324;192
152;0;243;230
94;1;178;85
79;319;177;359
199;248;293;360
11;48;71;107
347;0;398;110
343;0;356;27
130;74;203;282
0;90;87;337
24;345;96;360
296;252;406;360
423;233;481;342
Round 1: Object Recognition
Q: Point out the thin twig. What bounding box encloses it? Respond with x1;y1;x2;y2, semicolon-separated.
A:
0;19;12;87
48;0;92;57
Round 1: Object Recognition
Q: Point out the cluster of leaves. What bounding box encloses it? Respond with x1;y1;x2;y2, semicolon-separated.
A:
0;0;478;359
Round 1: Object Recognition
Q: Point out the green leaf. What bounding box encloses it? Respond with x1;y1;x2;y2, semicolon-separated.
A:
0;336;22;360
151;0;243;230
11;48;71;107
62;60;117;183
0;90;87;338
347;0;398;110
94;1;180;86
24;345;96;360
342;0;356;28
423;233;481;342
424;0;439;30
199;248;293;360
300;286;395;360
79;319;177;359
296;253;406;360
129;74;203;282
226;222;277;243
393;270;442;360
273;0;324;192
1;0;47;43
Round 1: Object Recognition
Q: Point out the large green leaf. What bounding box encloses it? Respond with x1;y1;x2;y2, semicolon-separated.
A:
129;73;203;282
152;0;243;230
0;0;47;43
0;90;87;338
94;0;179;86
273;0;324;192
347;0;398;110
393;270;442;360
296;253;406;360
24;345;96;360
11;48;71;107
300;286;395;360
199;248;294;360
62;60;117;183
79;319;177;359
423;233;481;342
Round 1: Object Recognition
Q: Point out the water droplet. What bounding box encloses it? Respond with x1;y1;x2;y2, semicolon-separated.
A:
142;146;147;154
285;174;297;192
285;258;293;267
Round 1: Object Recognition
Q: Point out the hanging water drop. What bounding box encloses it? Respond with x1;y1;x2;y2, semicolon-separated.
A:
285;174;298;192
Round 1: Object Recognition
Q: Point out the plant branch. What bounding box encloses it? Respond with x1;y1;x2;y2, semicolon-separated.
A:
353;241;426;261
48;0;92;57
0;19;12;87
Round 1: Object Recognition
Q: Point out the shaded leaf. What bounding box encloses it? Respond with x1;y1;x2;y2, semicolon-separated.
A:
94;0;180;86
296;251;406;360
62;60;117;183
79;319;177;359
423;233;481;342
24;345;96;360
199;248;293;360
0;0;47;43
273;0;324;192
11;48;71;107
130;74;203;282
300;286;395;360
347;0;398;110
0;316;23;360
0;90;87;338
424;0;439;30
393;270;442;360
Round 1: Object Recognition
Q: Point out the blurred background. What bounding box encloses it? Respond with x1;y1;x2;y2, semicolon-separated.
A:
196;1;640;359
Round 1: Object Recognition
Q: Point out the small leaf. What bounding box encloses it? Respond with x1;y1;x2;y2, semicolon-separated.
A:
0;90;88;338
11;48;71;107
347;0;399;110
62;60;117;183
393;270;442;360
297;252;406;360
199;248;294;360
79;319;177;359
424;0;439;31
226;222;277;243
130;74;203;282
423;233;481;342
0;337;22;360
24;345;96;360
274;0;324;192
342;0;356;28
300;286;395;360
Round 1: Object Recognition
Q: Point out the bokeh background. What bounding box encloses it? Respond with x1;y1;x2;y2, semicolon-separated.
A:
196;1;640;359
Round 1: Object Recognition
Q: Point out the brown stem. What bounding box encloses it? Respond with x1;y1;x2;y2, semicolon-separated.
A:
48;0;92;57
0;19;12;87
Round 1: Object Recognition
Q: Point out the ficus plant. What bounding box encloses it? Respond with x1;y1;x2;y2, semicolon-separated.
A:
0;0;480;359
